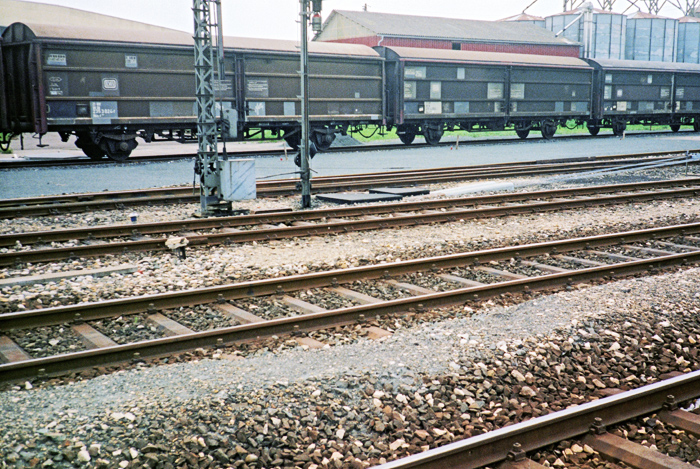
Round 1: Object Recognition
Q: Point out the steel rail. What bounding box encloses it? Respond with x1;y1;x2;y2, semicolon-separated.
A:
2;178;699;248
1;152;695;217
1;224;699;384
2;222;699;332
372;371;700;469
2;184;699;267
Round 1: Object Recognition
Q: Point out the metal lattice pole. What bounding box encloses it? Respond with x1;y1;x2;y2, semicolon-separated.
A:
299;0;312;208
193;0;230;216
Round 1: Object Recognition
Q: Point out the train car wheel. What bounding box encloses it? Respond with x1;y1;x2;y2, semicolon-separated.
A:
515;128;530;139
75;134;106;160
670;124;681;133
587;125;600;136
99;138;137;162
422;126;443;146
82;145;107;160
284;132;300;150
612;121;626;137
398;131;416;145
311;131;335;152
540;120;557;140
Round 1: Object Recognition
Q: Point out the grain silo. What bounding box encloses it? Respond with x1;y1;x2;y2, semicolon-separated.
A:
625;11;677;62
677;16;700;63
546;6;626;59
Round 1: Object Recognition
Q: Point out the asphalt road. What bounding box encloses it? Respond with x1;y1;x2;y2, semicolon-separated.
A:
3;131;700;199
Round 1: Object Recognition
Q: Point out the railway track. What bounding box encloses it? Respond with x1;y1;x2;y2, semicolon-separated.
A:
375;371;700;469
1;221;700;385
2;178;700;266
1;151;698;219
1;129;690;169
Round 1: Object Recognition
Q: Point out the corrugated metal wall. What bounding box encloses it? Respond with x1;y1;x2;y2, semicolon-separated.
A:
625;17;677;62
546;11;626;59
677;20;700;63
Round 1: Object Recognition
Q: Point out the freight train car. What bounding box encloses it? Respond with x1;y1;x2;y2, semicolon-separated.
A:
225;37;384;151
587;58;700;135
0;22;385;160
376;46;594;143
1;22;201;160
4;19;700;162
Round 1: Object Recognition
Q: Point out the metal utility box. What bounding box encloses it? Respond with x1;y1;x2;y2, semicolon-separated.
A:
221;158;256;201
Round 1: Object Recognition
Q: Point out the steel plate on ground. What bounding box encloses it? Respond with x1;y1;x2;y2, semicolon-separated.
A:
316;192;404;204
369;187;430;196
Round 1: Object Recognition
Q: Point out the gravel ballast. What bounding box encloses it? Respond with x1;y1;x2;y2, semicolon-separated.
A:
1;268;699;467
1;166;700;468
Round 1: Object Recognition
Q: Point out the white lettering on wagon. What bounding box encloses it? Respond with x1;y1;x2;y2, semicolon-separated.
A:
47;74;68;96
91;102;118;124
46;53;67;66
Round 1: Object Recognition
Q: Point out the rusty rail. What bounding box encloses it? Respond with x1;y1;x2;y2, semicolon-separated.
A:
2;182;700;266
2;177;699;248
1;222;700;383
373;371;700;469
1;152;696;218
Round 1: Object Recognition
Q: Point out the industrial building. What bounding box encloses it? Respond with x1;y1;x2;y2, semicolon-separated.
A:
678;16;700;63
545;7;627;59
313;10;581;57
625;11;677;62
499;13;546;29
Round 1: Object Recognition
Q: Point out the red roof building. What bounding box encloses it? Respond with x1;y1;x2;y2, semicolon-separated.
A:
314;10;582;57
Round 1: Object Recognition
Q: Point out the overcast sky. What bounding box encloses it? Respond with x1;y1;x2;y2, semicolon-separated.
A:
29;0;688;40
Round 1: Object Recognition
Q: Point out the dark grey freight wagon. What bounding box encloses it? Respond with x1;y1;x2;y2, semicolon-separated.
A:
226;38;385;151
1;22;200;160
376;46;593;144
587;58;700;135
0;23;385;161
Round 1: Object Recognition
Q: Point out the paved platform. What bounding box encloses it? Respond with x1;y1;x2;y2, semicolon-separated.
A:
4;132;700;199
